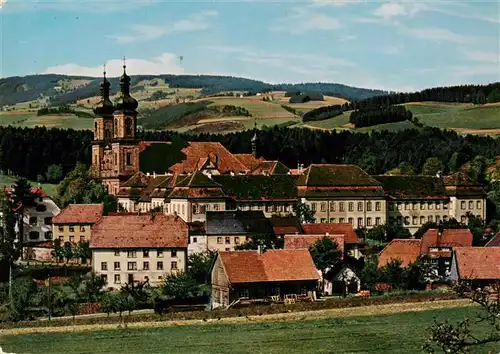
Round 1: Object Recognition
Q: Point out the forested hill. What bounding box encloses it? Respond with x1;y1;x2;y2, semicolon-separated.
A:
0;74;388;106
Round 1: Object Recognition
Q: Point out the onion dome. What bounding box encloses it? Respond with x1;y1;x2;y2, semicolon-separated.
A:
93;70;115;116
115;64;138;112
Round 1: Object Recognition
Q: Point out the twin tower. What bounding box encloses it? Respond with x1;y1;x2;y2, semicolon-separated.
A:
91;64;140;195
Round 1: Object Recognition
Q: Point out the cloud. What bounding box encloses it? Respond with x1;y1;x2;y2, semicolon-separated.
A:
310;0;363;7
1;0;158;13
402;27;480;45
0;0;7;9
42;53;184;77
270;7;342;33
107;10;217;43
462;50;499;64
373;3;406;19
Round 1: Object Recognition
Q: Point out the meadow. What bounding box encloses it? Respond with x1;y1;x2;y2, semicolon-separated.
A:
0;305;495;354
0;175;57;198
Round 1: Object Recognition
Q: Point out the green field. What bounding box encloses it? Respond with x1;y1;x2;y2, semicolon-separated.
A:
0;113;93;130
0;175;57;198
1;306;495;354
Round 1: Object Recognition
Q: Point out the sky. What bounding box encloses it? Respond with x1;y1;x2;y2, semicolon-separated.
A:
0;0;499;92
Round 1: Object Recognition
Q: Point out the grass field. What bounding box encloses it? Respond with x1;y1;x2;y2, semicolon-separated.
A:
1;305;495;354
0;175;57;198
0;112;94;130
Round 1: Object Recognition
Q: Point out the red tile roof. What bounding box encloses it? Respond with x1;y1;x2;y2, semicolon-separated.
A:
169;142;250;175
269;215;303;236
53;204;104;224
90;214;188;249
233;154;265;170
302;223;359;244
4;187;49;198
453;247;500;280
284;234;344;254
378;239;422;268
485;233;500;247
219;249;319;284
421;229;473;254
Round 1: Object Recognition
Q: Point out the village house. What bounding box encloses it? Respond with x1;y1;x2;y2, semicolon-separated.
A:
302;223;361;259
205;210;273;252
90;214;188;289
268;215;303;237
449;247;500;286
443;172;487;223
52;203;104;244
211;249;319;309
378;228;473;277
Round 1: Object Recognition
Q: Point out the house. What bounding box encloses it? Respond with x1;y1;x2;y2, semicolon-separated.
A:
187;221;207;255
7;187;61;244
23;241;55;262
323;263;361;296
297;164;387;228
449;247;500;286
443;172;487;223
205;210;273;252
211;249;319;309
378;228;473;277
284;234;345;255
52;204;104;244
269;215;303;237
90;214;188;289
302;223;360;259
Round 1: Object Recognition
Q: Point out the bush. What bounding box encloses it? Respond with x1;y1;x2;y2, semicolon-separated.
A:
302;105;343;122
349;105;412;128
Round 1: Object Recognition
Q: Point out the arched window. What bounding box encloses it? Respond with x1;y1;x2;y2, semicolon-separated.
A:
114;119;118;136
125;117;133;137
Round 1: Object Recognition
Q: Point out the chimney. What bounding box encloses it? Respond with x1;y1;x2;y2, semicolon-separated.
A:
325;232;329;236
153;171;156;178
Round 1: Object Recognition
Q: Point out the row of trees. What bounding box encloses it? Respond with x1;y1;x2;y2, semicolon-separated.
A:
302;105;343;122
349;105;413;128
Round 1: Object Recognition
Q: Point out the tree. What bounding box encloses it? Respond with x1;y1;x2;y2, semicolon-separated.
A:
45;164;63;183
309;236;342;279
359;256;380;291
0;190;20;282
422;157;445;176
63;241;73;263
424;282;500;353
162;272;209;300
187;250;217;284
234;233;283;251
12;177;35;253
380;259;405;289
293;200;315;224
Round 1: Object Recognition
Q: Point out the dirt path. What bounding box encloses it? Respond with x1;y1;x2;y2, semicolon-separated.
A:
1;299;472;336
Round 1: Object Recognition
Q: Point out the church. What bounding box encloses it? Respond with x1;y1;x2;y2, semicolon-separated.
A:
91;67;487;232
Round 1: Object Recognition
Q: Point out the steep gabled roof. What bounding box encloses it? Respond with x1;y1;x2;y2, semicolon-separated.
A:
378;239;422;268
453;247;500;280
233;154;265;170
90;214;188;249
251;161;290;175
169;142;250;174
302;223;359;244
53;204;104;224
297;164;382;187
218;249;320;284
205;210;273;235
421;229;473;254
121;172;150;188
213;175;298;201
169;172;226;199
284;234;344;254
373;175;447;200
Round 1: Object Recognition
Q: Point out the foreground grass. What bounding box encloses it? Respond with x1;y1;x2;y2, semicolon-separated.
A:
2;303;496;354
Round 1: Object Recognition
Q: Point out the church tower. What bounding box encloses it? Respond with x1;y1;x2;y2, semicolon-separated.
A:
91;62;140;196
251;121;258;158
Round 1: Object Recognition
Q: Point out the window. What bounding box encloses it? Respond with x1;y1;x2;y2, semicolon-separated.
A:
80;236;85;242
225;248;230;251
468;201;473;209
58;236;64;242
436;203;441;210
58;225;64;232
330;202;335;212
44;217;52;225
29;231;39;240
114;262;120;270
127;250;137;258
348;202;354;212
428;202;434;210
240;288;249;298
114;250;120;256
35;204;47;212
396;216;402;225
192;205;198;214
397;202;402;210
375;217;381;226
420;202;425;210
461;215;466;224
125;117;134;136
29;217;37;225
217;237;223;244
443;215;448;221
102;275;108;284
412;202;418;210
235;237;240;244
114;274;121;284
45;231;53;240
476;201;481;209
339;218;345;223
366;217;372;226
404;216;410;225
311;203;316;212
420;216;425;225
157;250;163;258
428;215;433;222
348;217;353;225
461;201;466;210
320;218;326;223
320;202;326;212
171;261;178;270
329;218;335;223
412;216;418;225
225;237;231;244
376;202;381;211
79;225;85;232
339;202;345;212
357;218;363;227
404;203;410;210
143;250;149;258
171;250;177;258
357;202;363;212
143;261;149;270
127;262;137;271
436;215;441;222
69;225;75;232
101;262;108;271
126;152;132;166
157;261;163;270
367;202;372;212
214;204;220;211
69;236;74;243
